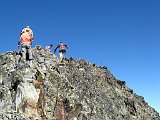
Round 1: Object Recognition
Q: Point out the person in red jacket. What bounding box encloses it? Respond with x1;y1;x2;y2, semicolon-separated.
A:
54;42;68;61
18;26;34;60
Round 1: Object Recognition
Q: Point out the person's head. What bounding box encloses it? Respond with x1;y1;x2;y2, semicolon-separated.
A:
25;26;31;32
60;42;65;44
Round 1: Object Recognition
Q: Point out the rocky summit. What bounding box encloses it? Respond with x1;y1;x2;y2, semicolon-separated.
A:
0;45;159;120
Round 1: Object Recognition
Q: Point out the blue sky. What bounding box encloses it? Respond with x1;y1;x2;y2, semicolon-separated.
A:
0;0;160;113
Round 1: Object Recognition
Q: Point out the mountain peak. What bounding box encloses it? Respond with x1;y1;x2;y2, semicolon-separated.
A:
0;45;159;120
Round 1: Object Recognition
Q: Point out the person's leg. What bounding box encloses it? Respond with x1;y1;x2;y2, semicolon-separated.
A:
59;52;63;62
62;51;66;59
60;50;66;62
21;44;26;60
59;52;63;58
26;44;33;60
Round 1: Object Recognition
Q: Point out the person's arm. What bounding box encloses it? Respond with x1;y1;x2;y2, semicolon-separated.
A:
31;36;34;43
31;31;34;42
18;36;21;49
54;45;59;53
65;44;68;49
28;32;33;45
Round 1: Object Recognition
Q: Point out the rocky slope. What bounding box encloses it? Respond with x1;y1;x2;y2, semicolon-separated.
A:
0;45;159;120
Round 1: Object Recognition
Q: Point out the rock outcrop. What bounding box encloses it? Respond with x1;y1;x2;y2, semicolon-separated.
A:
0;45;159;120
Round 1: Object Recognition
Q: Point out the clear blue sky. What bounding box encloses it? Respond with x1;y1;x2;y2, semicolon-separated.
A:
0;0;159;113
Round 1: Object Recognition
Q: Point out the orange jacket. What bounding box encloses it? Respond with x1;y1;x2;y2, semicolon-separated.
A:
20;32;33;44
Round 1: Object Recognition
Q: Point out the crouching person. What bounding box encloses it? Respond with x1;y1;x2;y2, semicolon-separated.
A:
54;42;68;62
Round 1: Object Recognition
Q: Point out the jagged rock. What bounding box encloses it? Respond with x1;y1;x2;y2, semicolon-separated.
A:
0;46;159;120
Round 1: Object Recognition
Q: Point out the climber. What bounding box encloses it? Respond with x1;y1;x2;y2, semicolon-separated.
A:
54;42;68;61
45;44;53;52
18;26;34;61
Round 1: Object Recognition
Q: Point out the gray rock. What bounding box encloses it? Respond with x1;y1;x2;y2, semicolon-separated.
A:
0;46;159;120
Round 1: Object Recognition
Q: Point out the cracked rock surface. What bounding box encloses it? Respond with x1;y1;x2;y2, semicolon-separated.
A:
0;45;159;120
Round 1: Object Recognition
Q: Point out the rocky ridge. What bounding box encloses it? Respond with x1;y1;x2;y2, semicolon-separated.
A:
0;45;159;120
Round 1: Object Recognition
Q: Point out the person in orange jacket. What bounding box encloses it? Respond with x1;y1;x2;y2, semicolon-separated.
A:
18;26;34;60
54;42;68;60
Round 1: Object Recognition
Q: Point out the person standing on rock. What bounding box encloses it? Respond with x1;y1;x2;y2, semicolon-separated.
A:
18;26;34;61
54;42;68;61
